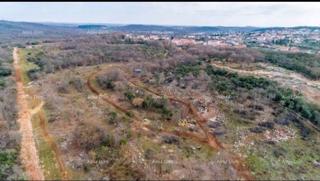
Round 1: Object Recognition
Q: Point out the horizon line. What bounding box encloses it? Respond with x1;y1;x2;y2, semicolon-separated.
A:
1;19;320;29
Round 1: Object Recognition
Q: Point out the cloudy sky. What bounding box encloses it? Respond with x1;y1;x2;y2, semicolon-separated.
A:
0;2;319;27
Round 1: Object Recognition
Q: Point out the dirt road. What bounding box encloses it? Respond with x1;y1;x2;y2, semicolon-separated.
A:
13;48;44;180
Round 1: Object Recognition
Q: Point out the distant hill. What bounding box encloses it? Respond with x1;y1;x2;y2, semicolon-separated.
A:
252;26;320;32
0;20;82;42
77;23;320;34
77;24;108;29
77;24;260;34
0;20;81;33
1;20;320;43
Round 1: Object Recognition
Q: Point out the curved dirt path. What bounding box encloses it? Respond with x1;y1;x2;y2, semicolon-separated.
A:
86;64;253;180
13;47;45;180
123;75;253;180
127;78;223;149
86;68;207;145
36;109;69;180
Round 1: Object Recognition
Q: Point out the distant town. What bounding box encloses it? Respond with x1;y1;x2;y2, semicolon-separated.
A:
81;24;320;55
114;27;320;55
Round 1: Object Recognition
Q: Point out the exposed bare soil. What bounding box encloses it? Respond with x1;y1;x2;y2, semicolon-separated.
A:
13;47;44;180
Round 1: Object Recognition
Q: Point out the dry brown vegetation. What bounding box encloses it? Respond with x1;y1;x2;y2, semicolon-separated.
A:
0;46;25;180
2;33;319;180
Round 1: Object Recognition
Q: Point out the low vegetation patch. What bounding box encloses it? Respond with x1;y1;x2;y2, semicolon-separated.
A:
205;65;320;127
0;67;11;77
174;61;201;78
124;90;173;120
0;150;18;180
96;70;120;91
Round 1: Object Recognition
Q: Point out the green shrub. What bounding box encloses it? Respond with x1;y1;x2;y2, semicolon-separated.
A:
142;96;155;109
27;68;40;81
142;96;172;119
0;79;5;88
124;91;135;101
0;150;18;179
69;77;84;92
274;88;320;126
0;67;11;77
174;62;201;77
107;112;117;125
72;123;112;151
96;76;115;90
246;153;269;175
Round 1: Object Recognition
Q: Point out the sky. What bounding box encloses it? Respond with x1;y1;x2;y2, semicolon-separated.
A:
0;2;320;27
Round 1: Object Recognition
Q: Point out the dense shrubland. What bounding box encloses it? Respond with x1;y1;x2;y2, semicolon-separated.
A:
25;34;178;75
185;44;264;63
0;47;23;179
11;33;320;179
21;34;320;129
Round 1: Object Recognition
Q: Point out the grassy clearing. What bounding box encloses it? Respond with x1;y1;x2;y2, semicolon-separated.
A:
216;100;253;145
243;130;320;180
180;139;216;161
139;136;162;155
17;49;40;84
31;110;62;180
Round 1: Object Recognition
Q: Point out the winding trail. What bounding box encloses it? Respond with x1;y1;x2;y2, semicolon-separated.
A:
13;47;44;180
86;64;253;180
36;110;69;180
123;74;253;180
127;78;223;149
86;69;207;145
